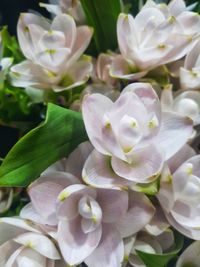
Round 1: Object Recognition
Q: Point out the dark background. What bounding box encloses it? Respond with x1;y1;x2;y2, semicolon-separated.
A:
0;0;49;35
0;0;49;158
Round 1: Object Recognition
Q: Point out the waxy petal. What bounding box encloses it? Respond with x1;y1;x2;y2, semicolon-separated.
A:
58;217;102;265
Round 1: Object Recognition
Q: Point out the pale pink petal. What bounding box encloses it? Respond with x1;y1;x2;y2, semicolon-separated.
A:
117;13;138;58
97;189;128;223
145;205;169;236
178;11;200;35
6;246;24;267
180;67;200;90
161;85;173;111
116;192;155;238
58;217;102;265
35;48;71;72
110;55;147;80
154;111;193;160
82;93;113;155
65;141;93;178
111;145;164;183
14;232;60;259
167;144;196;173
20;203;49;225
53;59;92;92
69;26;93;64
168;0;186;16
0;241;19;266
96;53;113;81
39;3;62;15
184;40;200;69
85;224;124;267
0;218;39;245
51;14;76;49
57;185;96;221
82;149;132;190
28;181;64;225
15;247;46;267
17;13;50;59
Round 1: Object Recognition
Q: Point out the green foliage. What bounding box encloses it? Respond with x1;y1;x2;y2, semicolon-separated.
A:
0;103;88;187
80;0;122;54
136;232;184;267
1;27;24;63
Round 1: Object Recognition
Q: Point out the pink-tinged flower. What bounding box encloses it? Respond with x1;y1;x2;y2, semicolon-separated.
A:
10;13;93;91
40;0;85;24
161;85;200;125
0;188;14;214
180;40;200;90
111;0;199;80
123;230;174;267
0;217;66;266
176;241;200;267
82;83;193;185
158;148;200;240
56;186;154;266
20;142;93;226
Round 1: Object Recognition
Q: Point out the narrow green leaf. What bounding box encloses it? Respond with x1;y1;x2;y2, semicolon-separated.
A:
0;103;88;186
80;0;121;53
136;232;184;267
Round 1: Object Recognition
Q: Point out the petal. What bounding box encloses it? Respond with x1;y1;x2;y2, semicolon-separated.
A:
82;149;132;190
184;40;200;70
168;0;186;16
15;247;46;267
160;85;173;111
111;145;164;183
58;218;102;265
117;13;138;58
17;13;50;59
97;189;128;223
85;224;124;267
176;241;200;267
167;144;196;173
145;204;169;236
82;93;113;155
28;181;64;225
53;59;92;92
51;14;76;49
65;141;93;178
110;55;147;80
116;192;155;238
0;217;39;245
20;203;49;225
0;241;19;266
35;48;71;72
14;232;60;259
155;111;193;160
69;26;93;64
57;185;96;221
180;67;200;90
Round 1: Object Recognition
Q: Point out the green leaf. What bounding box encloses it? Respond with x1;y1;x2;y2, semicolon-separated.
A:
136;231;184;267
80;0;121;53
1;27;24;63
0;103;88;186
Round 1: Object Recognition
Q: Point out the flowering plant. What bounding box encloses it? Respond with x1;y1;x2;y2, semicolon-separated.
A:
1;0;200;266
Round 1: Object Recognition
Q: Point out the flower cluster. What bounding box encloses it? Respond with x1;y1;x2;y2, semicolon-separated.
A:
1;0;200;266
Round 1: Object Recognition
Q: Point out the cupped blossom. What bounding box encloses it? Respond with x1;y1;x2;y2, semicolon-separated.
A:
161;85;200;125
57;186;154;266
0;217;66;267
20;142;93;226
123;230;174;267
158;148;200;240
10;13;93;91
180;40;200;90
176;241;200;267
82;82;193;185
111;0;199;80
